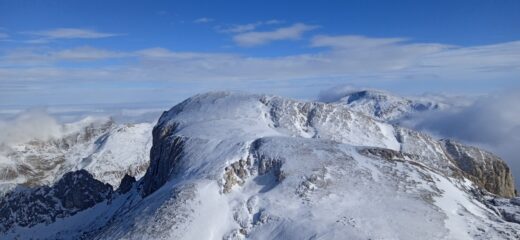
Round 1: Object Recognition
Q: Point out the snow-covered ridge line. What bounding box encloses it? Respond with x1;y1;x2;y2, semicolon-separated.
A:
144;91;515;198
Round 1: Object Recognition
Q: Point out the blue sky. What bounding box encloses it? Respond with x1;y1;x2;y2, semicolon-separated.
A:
1;0;519;107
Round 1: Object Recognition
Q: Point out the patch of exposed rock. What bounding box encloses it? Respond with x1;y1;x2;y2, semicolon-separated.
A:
441;139;516;198
360;147;410;161
222;138;286;193
223;159;251;193
0;170;113;233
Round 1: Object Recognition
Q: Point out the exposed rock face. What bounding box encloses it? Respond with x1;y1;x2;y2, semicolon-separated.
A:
359;147;409;161
141;122;183;196
489;197;520;224
475;189;520;225
0;170;113;232
360;139;517;198
117;174;136;194
441;139;516;198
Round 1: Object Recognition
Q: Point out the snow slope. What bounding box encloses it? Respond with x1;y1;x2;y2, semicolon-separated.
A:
1;91;519;239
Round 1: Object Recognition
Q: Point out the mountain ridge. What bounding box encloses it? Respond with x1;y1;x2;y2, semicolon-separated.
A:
0;117;152;194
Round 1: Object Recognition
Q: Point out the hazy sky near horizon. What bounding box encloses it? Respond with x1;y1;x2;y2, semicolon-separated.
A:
1;0;519;107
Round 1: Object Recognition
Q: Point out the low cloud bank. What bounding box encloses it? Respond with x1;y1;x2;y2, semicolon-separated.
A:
403;90;520;186
0;109;63;146
410;91;520;145
0;106;163;146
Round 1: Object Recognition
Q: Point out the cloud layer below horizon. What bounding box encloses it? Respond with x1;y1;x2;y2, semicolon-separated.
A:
1;24;520;106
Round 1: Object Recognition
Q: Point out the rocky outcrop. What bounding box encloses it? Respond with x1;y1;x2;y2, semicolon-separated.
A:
117;174;136;194
441;139;516;198
223;159;251;193
222;138;286;193
0;170;113;232
360;147;409;161
141;122;183;196
360;139;517;198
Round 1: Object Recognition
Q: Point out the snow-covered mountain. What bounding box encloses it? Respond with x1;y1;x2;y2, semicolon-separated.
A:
321;88;450;122
1;92;519;239
0;117;153;194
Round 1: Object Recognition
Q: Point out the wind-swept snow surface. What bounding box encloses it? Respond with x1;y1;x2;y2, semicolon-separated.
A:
1;92;519;239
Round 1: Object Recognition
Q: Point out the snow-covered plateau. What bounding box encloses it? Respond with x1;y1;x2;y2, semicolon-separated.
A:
1;91;519;239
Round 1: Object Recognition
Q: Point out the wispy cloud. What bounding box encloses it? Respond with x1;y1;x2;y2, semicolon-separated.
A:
21;28;119;43
310;35;451;71
0;47;129;66
215;19;282;33
311;35;407;49
193;17;214;24
232;23;318;47
135;47;229;59
51;47;129;60
0;32;9;39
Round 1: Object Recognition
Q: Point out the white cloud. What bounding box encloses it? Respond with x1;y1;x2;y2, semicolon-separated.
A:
194;18;214;24
309;35;453;72
218;23;258;33
21;28;119;43
52;47;129;60
0;47;129;66
311;35;406;49
136;47;232;60
232;23;319;47
216;19;283;33
1;35;520;104
264;19;282;25
0;108;63;145
0;36;518;82
408;91;520;146
24;28;118;39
